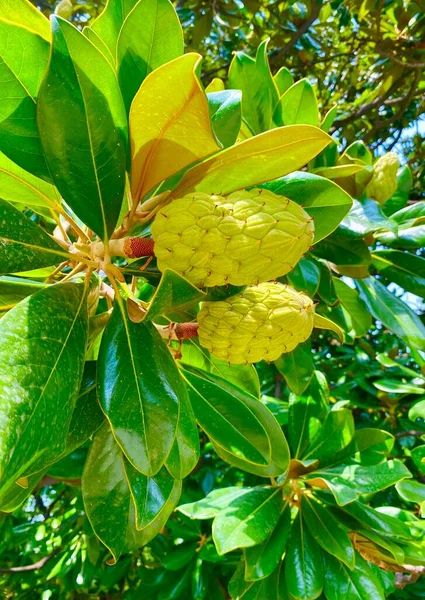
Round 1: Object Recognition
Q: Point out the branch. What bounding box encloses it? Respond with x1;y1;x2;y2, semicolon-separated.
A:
0;548;61;573
272;0;321;61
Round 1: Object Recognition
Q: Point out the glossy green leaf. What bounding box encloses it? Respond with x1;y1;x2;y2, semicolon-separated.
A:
373;379;425;395
285;513;323;600
411;445;425;476
0;199;69;275
0;281;88;494
306;473;358;506
117;0;183;112
165;389;200;480
408;399;425;421
172;126;332;198
98;301;183;476
355;277;425;351
273;66;294;95
342;198;396;236
333;278;372;337
302;409;354;465
228;40;279;135
391;200;425;223
178;486;254;520
0;0;50;39
377;223;425;249
125;461;181;529
0;469;46;512
288;371;329;458
244;502;291;581
260;171;352;243
355;428;394;466
313;229;372;266
0;151;61;210
82;423;151;563
65;361;105;452
322;460;411;495
0;16;51;181
302;496;355;568
274;79;319;127
38;16;127;240
181;340;260;398
91;0;138;53
142;269;205;321
208;90;242;148
83;26;115;68
287;257;321;297
47;446;87;480
0;276;47;313
275;340;314;396
396;479;425;515
183;368;289;474
163;542;197;571
341;501;412;540
317;261;338;305
324;553;385;600
212;485;283;554
372;250;425;298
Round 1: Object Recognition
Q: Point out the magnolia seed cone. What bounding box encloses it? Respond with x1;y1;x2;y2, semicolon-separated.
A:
151;189;314;287
197;282;315;364
365;152;399;204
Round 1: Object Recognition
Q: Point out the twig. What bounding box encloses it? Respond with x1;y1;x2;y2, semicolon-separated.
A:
272;0;321;61
0;548;61;573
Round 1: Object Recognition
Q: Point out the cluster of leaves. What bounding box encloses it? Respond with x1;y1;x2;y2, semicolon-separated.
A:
1;0;425;599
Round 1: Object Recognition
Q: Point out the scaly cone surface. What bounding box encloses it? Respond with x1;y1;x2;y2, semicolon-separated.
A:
151;189;314;287
197;282;315;364
365;152;399;204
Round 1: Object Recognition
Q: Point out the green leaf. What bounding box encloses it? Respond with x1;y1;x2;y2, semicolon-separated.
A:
142;269;205;321
172;126;332;198
38;16;127;240
287;257;321;297
274;79;319;127
228;40;279;135
324;553;385;600
0;281;88;494
0;276;47;313
285;513;323;600
371;250;425;299
342;198;397;236
244;502;291;581
165;388;200;480
183;368;289;475
125;461;182;529
0;152;61;210
354;428;394;466
0;0;50;39
302;409;355;465
396;479;425;516
340;501;412;540
47;446;87;480
411;445;425;476
178;486;254;520
333;279;372;337
323;460;411;494
377;223;425;249
355;277;425;351
91;0;138;53
0;199;70;275
302;496;355;568
260;171;352;243
0;469;46;512
373;379;425;395
408;399;425;421
313;229;372;267
287;371;329;457
317;260;338;305
208;90;242;148
0;17;50;179
117;0;183;113
212;485;284;554
275;340;314;396
391;200;425;223
273;66;294;95
306;473;358;506
65;361;105;452
83;26;116;68
98;301;183;476
181;340;260;398
82;423;155;563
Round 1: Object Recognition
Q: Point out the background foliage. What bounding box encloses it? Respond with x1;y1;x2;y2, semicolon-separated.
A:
1;0;424;599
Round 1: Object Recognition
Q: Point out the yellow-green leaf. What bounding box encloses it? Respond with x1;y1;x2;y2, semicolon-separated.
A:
130;53;220;203
0;0;50;40
172;125;332;197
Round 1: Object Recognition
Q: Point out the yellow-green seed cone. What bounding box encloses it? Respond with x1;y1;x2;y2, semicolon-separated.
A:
365;152;399;204
197;282;315;364
151;189;314;287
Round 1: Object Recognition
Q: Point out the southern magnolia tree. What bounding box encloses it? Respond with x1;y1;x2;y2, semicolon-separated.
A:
1;0;425;599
